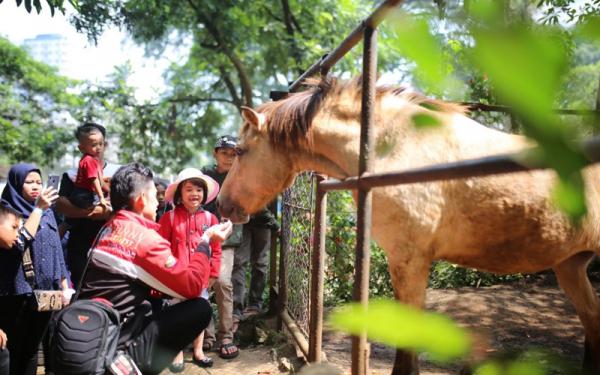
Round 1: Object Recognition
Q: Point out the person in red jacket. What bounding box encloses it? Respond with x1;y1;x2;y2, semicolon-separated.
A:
158;168;222;371
78;162;231;375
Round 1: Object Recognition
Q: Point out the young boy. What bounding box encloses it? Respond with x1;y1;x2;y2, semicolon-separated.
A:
70;123;109;210
78;162;231;374
0;204;19;250
202;135;243;359
0;204;20;374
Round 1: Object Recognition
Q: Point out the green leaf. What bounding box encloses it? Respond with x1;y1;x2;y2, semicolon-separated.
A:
319;12;333;24
24;0;32;12
552;175;587;221
412;113;441;129
471;26;567;123
329;300;471;362
390;12;449;94
575;16;600;46
467;0;504;23
33;0;41;13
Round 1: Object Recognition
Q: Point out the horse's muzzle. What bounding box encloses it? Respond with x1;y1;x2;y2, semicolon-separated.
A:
217;197;250;224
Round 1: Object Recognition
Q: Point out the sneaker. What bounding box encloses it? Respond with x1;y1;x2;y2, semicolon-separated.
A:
107;351;142;375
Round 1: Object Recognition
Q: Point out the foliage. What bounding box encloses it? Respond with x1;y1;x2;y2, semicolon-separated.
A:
537;0;600;25
331;299;584;374
429;261;524;289
0;37;81;167
74;64;222;174
0;0;75;16
330;299;471;362
48;0;406;174
324;191;393;305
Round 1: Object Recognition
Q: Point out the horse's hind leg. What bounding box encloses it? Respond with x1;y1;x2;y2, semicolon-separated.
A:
553;251;600;373
388;252;432;375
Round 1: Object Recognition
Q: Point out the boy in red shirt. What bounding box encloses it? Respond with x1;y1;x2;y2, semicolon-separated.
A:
70;123;109;210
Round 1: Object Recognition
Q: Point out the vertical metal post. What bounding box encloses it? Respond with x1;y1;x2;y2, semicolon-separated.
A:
308;176;327;362
268;198;279;315
277;200;290;331
351;25;377;375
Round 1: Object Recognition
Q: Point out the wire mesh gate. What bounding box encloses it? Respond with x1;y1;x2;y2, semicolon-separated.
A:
280;172;316;336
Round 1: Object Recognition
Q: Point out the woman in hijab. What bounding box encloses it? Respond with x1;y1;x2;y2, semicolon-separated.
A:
0;163;69;375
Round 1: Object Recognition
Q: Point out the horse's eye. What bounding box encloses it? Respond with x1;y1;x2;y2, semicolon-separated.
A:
234;147;246;156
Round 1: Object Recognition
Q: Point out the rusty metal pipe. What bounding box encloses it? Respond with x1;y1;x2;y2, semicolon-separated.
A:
351;25;378;375
319;137;600;192
308;178;327;363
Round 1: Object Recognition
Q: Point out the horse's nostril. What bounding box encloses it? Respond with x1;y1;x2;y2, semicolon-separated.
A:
217;198;233;218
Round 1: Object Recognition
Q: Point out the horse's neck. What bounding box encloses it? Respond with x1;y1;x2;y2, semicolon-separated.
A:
294;121;361;179
293;109;528;180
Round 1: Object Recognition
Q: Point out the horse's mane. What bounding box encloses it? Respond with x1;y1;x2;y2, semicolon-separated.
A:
250;76;465;150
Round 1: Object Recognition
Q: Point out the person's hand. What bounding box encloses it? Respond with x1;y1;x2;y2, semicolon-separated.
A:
209;277;217;288
34;187;59;211
87;204;112;221
205;220;233;242
0;329;7;349
61;288;76;306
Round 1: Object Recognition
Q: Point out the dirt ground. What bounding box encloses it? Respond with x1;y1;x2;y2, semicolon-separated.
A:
323;274;587;374
155;273;589;374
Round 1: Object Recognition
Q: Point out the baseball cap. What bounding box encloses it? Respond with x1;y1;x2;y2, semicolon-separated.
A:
214;135;237;150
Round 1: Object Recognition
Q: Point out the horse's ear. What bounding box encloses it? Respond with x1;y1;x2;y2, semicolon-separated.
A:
241;106;266;131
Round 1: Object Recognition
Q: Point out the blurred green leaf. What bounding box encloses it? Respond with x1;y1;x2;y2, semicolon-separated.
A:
472;27;567;123
475;357;547;375
575;16;600;46
330;299;471;362
552;174;587;220
467;0;504;24
390;12;453;94
412;113;441;129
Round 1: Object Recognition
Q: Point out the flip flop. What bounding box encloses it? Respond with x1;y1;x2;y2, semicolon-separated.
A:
168;362;185;373
219;342;240;360
193;356;213;368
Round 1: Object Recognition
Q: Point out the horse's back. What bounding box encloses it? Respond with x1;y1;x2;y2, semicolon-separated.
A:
371;113;600;274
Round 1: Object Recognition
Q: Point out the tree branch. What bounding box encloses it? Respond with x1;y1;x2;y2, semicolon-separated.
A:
263;5;283;23
218;66;243;108
280;0;304;73
280;0;295;35
187;0;253;107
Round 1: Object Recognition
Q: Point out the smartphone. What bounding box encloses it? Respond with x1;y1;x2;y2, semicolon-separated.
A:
47;175;60;190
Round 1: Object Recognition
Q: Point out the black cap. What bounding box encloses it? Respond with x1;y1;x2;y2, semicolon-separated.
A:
215;135;237;149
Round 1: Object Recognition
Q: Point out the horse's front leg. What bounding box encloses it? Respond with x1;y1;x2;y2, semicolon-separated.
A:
387;249;432;375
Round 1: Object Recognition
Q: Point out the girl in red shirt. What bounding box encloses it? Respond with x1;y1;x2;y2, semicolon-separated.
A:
158;168;222;371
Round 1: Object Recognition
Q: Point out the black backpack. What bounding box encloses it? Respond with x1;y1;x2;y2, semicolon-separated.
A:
48;298;121;375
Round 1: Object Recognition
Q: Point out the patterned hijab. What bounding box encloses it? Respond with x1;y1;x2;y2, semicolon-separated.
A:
1;163;41;219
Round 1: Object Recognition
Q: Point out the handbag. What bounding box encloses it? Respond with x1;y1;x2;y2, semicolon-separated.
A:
22;242;63;311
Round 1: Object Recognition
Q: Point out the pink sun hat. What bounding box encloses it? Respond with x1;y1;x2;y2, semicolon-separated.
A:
165;168;219;205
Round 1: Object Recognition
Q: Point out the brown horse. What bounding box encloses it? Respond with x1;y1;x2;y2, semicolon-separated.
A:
218;77;600;374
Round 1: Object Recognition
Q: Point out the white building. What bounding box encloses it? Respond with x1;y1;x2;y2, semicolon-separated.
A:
22;33;70;74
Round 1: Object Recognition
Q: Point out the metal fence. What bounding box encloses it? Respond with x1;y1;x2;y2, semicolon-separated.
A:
280;172;316;335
